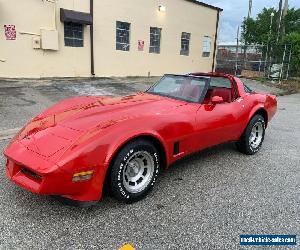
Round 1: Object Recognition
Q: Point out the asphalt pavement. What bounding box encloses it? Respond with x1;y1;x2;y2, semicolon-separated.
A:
0;77;298;249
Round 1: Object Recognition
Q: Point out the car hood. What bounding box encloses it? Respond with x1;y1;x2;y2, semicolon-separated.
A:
39;92;186;131
7;93;186;162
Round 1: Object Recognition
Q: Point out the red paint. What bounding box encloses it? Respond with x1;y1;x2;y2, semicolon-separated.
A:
3;73;277;202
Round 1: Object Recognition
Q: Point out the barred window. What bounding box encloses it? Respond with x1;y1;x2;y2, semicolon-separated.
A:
180;32;191;56
116;21;130;51
64;22;84;47
202;36;212;57
149;27;161;54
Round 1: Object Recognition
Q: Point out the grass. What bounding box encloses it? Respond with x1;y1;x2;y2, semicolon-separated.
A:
247;76;300;95
250;76;269;83
280;77;300;93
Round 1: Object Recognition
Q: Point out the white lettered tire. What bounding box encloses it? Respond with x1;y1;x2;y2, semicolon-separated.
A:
236;114;266;155
110;139;161;203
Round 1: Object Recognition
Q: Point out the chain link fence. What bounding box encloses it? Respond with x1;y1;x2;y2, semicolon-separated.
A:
216;44;292;80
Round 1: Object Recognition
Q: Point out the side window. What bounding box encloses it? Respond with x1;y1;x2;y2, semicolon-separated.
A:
116;21;131;51
202;36;212;57
180;32;191;56
210;77;231;88
244;84;253;93
149;27;162;54
64;22;84;47
205;77;235;104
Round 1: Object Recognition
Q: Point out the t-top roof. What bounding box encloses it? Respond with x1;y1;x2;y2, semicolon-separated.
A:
185;0;223;11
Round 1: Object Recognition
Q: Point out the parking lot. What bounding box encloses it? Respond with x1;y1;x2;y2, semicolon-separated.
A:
0;78;299;249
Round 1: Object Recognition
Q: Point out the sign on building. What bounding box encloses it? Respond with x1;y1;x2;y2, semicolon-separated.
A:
4;25;16;40
138;40;144;51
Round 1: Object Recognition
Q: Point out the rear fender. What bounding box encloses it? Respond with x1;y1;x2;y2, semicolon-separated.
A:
247;104;267;128
265;94;277;122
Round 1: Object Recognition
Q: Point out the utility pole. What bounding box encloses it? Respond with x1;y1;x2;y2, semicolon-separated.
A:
279;44;287;82
277;0;289;41
285;45;292;80
278;0;283;11
265;12;275;76
245;0;252;72
247;0;253;18
282;0;289;35
235;26;240;76
276;0;283;42
283;0;289;17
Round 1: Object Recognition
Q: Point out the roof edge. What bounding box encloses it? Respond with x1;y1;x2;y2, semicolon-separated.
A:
185;0;223;11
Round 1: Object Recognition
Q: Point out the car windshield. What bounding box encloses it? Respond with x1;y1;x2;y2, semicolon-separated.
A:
147;75;209;103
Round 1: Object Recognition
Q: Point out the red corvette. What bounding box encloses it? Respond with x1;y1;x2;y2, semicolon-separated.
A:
4;73;277;205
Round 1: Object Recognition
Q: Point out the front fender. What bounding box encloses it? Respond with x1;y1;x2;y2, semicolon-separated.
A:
57;117;169;202
104;130;169;167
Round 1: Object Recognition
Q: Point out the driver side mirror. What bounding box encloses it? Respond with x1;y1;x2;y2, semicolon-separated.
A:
211;96;224;104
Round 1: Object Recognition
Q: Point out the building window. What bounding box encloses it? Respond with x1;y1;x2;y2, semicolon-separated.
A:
116;21;130;51
202;36;212;57
180;32;191;56
64;22;84;47
149;27;161;54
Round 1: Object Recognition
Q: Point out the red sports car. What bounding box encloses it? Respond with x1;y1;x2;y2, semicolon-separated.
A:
4;73;277;205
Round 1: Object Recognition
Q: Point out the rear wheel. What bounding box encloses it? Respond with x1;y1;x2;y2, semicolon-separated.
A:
236;114;265;155
110;139;161;203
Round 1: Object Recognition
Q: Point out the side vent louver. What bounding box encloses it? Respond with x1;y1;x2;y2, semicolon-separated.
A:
173;141;180;155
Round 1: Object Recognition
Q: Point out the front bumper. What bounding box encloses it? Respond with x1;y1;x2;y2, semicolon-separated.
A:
4;141;105;202
5;158;92;196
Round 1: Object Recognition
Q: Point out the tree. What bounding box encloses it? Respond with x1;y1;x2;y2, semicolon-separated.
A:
241;7;300;76
284;8;300;34
284;32;300;75
241;17;256;44
258;8;278;43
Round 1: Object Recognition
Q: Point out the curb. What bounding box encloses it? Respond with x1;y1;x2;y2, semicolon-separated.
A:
0;77;160;89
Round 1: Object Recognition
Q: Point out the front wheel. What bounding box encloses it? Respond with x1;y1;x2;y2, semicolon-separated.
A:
110;139;161;203
236;114;266;155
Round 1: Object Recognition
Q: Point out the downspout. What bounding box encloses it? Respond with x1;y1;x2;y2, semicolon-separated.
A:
53;0;57;30
211;10;220;72
90;0;95;76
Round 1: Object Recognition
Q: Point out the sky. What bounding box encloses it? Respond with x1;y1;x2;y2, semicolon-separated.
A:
202;0;300;44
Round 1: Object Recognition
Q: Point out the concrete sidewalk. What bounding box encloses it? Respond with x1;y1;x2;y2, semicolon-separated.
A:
0;77;159;89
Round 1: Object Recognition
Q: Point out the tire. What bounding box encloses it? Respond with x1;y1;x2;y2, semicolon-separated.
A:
110;139;161;203
236;114;266;155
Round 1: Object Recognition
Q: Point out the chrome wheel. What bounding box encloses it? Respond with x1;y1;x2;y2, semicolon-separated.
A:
123;151;155;193
249;121;264;149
